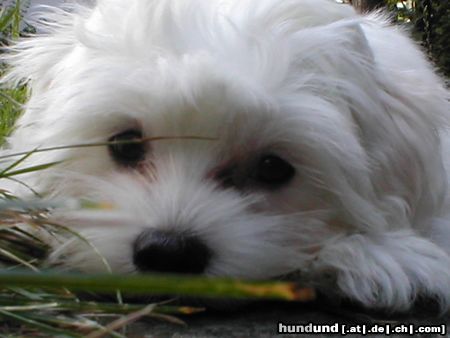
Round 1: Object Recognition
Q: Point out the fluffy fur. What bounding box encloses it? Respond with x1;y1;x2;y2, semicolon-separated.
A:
1;0;450;312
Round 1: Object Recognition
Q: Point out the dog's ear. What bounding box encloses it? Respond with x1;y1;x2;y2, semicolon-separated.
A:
292;19;375;78
340;22;374;63
294;16;450;234
0;8;78;95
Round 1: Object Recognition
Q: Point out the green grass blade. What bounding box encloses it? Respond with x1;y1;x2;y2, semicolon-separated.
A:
0;92;22;109
0;7;15;32
0;149;37;176
0;271;315;301
85;304;156;338
0;308;83;337
12;0;21;39
0;136;216;160
1;161;62;178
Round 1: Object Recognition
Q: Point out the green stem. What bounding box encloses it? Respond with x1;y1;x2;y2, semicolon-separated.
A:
0;271;311;301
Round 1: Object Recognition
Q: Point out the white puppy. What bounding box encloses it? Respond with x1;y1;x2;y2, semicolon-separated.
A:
1;0;450;312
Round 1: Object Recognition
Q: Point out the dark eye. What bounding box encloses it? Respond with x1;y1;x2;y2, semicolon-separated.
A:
254;155;295;187
108;129;145;166
216;167;235;188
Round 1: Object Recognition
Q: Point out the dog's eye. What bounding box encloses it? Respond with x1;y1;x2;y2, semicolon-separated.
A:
216;167;235;188
254;155;295;187
108;129;145;166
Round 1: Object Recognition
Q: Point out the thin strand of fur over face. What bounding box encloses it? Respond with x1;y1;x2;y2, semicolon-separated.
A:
1;0;450;313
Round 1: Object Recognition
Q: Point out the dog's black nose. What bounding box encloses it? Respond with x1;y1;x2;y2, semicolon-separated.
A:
133;229;211;274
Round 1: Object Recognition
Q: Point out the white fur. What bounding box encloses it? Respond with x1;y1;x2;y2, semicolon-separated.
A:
1;0;450;312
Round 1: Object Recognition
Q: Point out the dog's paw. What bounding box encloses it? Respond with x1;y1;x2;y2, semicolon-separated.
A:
312;231;450;312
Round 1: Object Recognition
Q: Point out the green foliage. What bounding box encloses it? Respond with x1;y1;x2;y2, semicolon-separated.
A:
0;1;28;145
413;0;450;77
0;1;19;40
0;87;27;144
386;1;416;23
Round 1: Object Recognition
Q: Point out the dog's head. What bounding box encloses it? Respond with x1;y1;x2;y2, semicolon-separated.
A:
2;0;449;293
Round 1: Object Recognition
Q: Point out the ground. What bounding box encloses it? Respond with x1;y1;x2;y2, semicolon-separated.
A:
126;301;450;337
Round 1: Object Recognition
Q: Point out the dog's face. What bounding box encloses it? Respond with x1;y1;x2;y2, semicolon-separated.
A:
3;0;450;311
35;34;341;278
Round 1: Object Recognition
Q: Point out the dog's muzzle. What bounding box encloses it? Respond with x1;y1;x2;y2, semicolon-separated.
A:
132;229;211;274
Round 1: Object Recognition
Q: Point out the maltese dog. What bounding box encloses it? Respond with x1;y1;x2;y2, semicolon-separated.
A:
1;0;450;312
